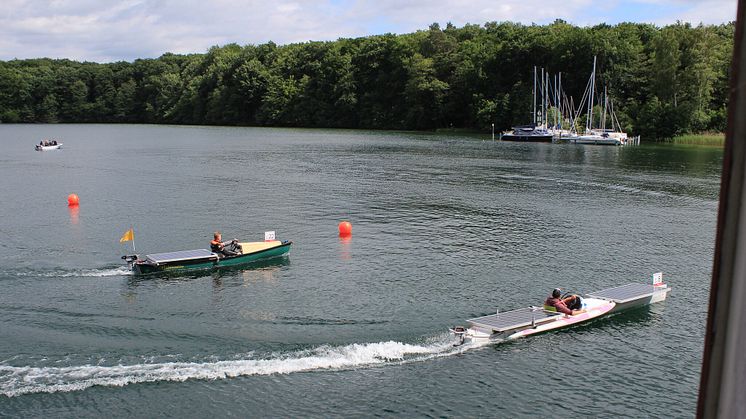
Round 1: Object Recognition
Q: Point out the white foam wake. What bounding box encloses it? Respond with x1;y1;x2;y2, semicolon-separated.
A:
6;266;132;278
0;338;484;397
75;267;133;277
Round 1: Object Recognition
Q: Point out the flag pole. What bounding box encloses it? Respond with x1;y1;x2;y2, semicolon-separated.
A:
131;226;136;253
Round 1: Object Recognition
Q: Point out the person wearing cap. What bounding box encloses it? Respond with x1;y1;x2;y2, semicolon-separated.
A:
544;288;585;315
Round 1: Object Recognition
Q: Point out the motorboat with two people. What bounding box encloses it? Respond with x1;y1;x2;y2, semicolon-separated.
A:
450;273;670;345
35;139;62;151
122;230;292;275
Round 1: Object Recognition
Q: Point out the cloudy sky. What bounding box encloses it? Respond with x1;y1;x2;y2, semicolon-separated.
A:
0;0;738;62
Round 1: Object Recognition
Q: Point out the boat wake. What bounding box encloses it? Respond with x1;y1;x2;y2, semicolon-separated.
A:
0;335;487;397
1;266;132;278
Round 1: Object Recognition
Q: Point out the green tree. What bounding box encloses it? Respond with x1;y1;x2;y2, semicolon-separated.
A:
404;53;449;129
0;21;734;137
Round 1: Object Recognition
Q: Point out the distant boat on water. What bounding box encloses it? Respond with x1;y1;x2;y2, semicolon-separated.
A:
501;124;553;142
501;59;639;146
502;67;553;143
35;140;62;151
574;132;624;146
573;57;637;146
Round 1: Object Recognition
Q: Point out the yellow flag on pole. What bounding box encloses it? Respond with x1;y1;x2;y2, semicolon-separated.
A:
120;228;134;243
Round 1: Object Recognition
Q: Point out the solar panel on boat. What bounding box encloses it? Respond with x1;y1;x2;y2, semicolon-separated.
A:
586;283;658;303
145;249;217;264
467;307;561;332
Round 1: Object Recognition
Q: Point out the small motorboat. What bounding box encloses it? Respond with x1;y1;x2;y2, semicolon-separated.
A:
450;273;671;345
122;239;292;275
35;142;63;151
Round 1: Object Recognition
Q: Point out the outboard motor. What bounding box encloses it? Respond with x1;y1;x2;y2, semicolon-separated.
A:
450;326;467;346
121;254;139;268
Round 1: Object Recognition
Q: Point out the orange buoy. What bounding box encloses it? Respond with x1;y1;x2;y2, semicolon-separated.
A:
67;193;79;206
338;221;352;237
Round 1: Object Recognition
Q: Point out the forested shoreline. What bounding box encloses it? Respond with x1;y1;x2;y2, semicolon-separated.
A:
0;21;734;138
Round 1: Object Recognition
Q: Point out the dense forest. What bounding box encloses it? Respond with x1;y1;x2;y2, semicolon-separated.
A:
0;20;734;138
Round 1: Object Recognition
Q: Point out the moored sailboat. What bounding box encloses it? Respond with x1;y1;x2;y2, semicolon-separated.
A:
502;67;553;143
574;57;635;146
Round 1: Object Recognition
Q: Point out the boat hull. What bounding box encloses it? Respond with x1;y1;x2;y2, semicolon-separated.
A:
501;133;553;143
133;241;291;274
454;282;671;344
35;144;62;151
506;299;615;339
574;136;622;146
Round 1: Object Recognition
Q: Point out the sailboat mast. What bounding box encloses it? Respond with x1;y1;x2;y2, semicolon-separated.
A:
601;86;609;130
533;66;537;126
545;70;549;129
546;72;549;129
570;96;575;133
541;67;545;128
547;71;552;127
555;73;559;129
587;56;596;132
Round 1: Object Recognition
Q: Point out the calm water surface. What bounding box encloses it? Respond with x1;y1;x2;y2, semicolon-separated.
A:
0;125;722;417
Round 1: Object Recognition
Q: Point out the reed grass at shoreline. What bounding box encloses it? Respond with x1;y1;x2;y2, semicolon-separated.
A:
666;133;725;146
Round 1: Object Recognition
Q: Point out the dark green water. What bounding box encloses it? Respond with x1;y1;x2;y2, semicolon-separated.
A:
0;125;722;417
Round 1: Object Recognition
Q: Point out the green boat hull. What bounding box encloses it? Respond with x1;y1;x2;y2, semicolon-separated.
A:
133;241;291;275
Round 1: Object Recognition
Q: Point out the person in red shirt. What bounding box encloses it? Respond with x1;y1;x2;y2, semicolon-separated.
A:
545;288;586;315
210;231;240;257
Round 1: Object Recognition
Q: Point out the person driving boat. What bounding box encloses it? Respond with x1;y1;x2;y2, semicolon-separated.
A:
210;231;240;258
544;288;586;315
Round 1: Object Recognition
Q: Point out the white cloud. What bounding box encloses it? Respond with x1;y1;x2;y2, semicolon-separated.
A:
657;0;737;25
0;0;737;62
346;0;595;27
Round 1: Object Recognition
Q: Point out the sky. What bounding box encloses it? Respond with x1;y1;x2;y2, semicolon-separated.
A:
0;0;738;63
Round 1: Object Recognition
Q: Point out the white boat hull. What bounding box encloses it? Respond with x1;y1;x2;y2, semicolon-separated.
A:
453;281;671;345
35;144;62;151
461;298;615;342
575;135;622;146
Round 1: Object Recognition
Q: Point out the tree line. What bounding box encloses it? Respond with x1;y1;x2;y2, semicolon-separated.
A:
0;20;734;138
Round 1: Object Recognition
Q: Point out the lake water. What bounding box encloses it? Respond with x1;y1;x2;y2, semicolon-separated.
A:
0;124;722;417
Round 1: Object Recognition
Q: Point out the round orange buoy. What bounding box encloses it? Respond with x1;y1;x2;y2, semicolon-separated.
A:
67;193;79;206
338;221;352;237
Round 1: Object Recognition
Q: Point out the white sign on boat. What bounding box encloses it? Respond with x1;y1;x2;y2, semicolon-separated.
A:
265;231;276;241
653;272;663;285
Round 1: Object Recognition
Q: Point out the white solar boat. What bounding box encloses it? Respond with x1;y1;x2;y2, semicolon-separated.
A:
35;142;62;151
450;274;671;345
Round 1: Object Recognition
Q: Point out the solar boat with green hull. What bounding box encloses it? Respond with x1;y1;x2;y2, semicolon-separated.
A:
122;240;292;275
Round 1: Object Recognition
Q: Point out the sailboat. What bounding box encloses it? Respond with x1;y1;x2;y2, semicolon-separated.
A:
575;57;631;146
501;67;553;142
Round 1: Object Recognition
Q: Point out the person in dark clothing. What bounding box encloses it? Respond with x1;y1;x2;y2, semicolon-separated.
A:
210;231;240;258
544;288;585;315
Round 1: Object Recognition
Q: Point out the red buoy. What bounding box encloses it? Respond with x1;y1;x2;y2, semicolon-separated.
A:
338;221;352;237
67;193;79;206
